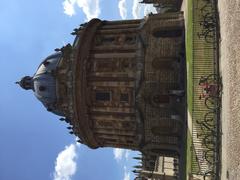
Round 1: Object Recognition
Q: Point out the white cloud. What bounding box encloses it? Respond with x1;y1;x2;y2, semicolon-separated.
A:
62;0;101;21
113;148;131;162
76;0;101;21
113;150;132;180
125;150;130;161
143;4;157;16
132;0;142;19
123;171;130;180
113;148;125;162
53;144;79;180
63;0;76;16
132;0;157;19
123;166;130;180
118;0;127;19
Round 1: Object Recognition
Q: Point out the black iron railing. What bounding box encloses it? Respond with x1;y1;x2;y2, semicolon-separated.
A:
190;0;221;179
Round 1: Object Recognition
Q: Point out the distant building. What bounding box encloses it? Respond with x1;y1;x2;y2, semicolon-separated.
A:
133;155;180;179
18;12;186;179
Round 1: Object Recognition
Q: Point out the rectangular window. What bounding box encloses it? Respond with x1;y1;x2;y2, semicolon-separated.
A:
126;140;133;144
96;91;110;101
120;93;129;102
153;28;182;38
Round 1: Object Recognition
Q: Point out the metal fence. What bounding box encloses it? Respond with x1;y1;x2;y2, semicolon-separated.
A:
190;0;221;179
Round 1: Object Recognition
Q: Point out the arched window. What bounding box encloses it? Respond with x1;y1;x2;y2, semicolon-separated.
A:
151;127;171;135
152;58;174;70
152;94;170;104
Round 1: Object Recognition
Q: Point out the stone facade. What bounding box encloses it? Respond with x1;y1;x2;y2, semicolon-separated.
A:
133;156;180;179
53;12;186;158
18;11;186;178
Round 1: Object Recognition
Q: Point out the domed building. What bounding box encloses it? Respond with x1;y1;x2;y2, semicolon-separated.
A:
17;52;63;116
18;12;186;179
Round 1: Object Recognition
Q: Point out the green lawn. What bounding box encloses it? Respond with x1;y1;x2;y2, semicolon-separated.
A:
186;0;193;177
185;0;218;177
186;130;192;174
186;0;193;116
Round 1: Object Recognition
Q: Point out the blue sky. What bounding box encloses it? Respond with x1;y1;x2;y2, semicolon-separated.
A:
0;1;156;180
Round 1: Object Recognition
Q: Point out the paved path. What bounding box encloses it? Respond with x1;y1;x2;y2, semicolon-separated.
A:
218;0;240;179
181;0;187;23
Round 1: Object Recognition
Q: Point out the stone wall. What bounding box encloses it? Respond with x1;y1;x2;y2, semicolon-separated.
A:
55;13;186;155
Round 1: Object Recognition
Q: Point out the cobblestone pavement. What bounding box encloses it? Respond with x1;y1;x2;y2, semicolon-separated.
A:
218;0;240;179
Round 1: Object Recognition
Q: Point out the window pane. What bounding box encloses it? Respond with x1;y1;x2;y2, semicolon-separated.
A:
96;92;110;101
153;29;182;38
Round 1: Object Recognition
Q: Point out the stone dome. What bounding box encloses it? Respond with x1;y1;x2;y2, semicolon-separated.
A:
18;52;63;116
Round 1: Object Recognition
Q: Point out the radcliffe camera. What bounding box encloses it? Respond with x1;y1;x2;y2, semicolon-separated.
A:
2;0;236;180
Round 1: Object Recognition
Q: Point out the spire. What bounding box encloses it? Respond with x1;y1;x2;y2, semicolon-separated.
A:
133;157;142;160
133;165;142;169
139;0;154;4
16;76;33;90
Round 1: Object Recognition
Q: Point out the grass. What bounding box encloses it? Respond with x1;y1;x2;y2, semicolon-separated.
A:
185;0;218;177
186;130;193;174
185;0;193;177
186;0;193;116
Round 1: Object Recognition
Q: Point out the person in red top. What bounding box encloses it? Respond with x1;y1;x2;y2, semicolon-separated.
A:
199;76;218;100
